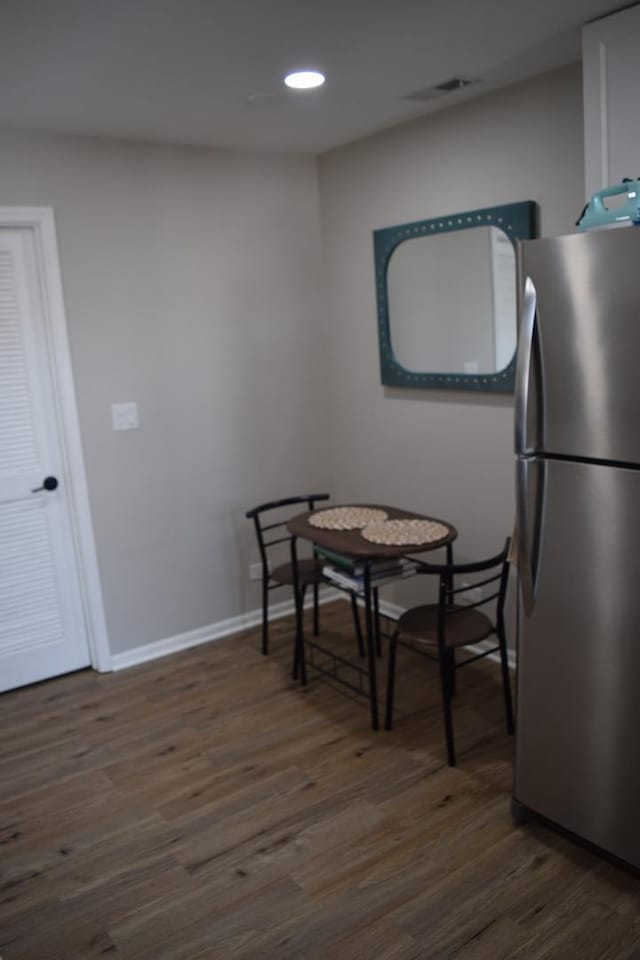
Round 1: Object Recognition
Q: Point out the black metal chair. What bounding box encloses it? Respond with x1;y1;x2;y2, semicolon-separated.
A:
246;494;364;658
385;538;514;766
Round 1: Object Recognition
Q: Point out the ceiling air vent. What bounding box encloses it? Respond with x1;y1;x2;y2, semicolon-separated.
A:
435;76;474;92
401;76;477;103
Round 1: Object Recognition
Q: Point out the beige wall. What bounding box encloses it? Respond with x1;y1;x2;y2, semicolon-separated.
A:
317;65;584;609
0;131;329;654
0;65;584;658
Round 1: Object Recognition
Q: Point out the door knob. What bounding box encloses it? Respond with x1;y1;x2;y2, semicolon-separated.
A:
31;476;59;493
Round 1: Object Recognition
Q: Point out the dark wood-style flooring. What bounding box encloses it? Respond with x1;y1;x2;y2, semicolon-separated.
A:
1;601;639;959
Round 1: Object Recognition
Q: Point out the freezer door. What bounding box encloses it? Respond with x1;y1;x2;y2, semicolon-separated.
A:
515;457;640;868
519;228;640;463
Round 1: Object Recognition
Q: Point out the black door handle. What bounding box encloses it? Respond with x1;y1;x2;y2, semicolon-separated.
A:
31;476;59;493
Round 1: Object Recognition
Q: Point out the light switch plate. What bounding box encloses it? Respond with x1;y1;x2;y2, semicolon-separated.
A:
112;401;139;431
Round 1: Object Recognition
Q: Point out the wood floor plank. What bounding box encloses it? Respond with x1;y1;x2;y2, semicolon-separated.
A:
1;599;639;959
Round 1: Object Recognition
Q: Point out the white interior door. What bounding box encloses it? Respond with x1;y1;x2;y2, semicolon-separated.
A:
1;227;91;691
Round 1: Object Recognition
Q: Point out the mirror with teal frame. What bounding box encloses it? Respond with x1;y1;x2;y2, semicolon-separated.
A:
374;200;537;392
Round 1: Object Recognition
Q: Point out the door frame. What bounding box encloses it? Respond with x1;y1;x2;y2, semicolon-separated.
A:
1;206;111;672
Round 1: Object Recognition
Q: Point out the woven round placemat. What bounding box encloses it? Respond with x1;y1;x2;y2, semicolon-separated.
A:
309;506;389;531
361;518;450;546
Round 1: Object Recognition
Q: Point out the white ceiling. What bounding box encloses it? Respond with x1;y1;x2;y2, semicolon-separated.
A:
0;0;627;154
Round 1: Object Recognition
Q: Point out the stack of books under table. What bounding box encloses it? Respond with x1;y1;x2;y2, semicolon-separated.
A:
315;547;416;593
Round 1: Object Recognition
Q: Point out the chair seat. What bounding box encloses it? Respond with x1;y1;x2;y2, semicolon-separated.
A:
397;603;494;648
271;557;325;587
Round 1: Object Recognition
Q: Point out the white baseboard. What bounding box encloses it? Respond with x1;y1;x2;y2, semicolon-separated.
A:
110;588;342;671
111;589;515;673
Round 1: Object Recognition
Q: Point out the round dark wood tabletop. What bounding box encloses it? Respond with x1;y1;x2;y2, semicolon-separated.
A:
287;503;457;560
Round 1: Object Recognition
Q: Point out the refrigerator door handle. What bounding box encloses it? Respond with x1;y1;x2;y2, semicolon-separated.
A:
515;276;537;456
516;457;536;615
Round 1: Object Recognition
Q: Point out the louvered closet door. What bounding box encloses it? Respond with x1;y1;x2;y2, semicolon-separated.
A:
1;228;90;691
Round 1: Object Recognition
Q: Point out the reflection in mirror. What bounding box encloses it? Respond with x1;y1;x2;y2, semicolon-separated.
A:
373;201;537;392
387;226;516;374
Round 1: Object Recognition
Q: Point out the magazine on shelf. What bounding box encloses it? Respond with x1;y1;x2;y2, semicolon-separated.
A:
315;547;405;576
321;558;414;592
313;546;361;571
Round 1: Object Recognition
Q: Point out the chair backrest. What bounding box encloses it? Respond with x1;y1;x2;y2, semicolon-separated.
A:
245;493;330;572
417;538;511;647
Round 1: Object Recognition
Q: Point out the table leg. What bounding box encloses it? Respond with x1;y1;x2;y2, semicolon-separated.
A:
290;536;306;685
363;563;379;730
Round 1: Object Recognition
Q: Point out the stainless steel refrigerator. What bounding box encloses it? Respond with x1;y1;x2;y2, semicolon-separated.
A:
513;226;640;871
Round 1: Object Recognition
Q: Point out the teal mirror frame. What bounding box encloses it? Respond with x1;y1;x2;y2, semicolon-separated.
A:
374;200;537;392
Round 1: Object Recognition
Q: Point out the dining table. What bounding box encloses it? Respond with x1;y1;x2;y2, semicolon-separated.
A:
287;504;457;730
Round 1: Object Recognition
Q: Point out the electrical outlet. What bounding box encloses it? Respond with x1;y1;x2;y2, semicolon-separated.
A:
249;562;264;582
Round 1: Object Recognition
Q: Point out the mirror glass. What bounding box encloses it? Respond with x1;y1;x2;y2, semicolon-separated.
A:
387;225;516;374
374;201;536;392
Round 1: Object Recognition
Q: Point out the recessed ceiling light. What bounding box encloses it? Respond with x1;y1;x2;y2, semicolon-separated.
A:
284;70;325;90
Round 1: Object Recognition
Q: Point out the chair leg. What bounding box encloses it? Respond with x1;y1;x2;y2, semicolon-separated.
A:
385;631;399;730
373;588;382;657
313;582;320;635
350;592;365;657
290;536;307;686
292;639;299;680
292;628;307;685
447;648;456;697
498;628;515;735
292;586;307;686
292;591;299;680
438;650;456;766
300;583;307;623
292;586;300;680
261;577;269;656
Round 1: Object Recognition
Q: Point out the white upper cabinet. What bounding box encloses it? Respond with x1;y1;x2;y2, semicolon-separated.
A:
583;4;640;199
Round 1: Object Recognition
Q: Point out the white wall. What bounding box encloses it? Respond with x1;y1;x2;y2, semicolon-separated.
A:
317;65;584;608
0;131;329;654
